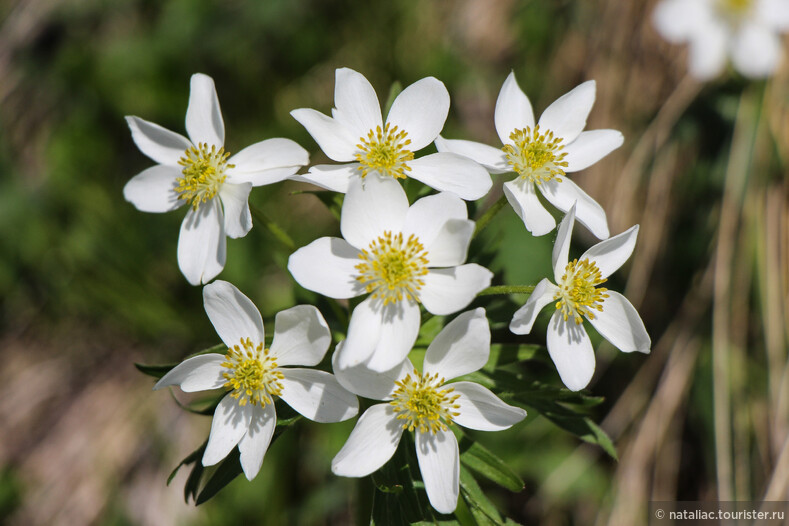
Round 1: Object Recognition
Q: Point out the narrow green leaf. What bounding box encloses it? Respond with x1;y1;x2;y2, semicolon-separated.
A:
167;440;206;486
458;437;524;492
383;81;403;116
249;203;296;250
195;448;243;505
459;466;503;526
134;362;177;379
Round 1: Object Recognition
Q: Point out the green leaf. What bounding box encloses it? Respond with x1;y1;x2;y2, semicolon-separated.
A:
166;440;206;487
134;362;177;379
458;437;524;492
195;448;243;505
383;81;403;116
459;466;504;526
538;413;618;461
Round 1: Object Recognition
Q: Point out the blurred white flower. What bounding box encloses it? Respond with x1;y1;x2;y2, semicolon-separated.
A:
436;72;622;239
154;280;358;480
288;176;492;372
509;204;651;391
125;73;309;285
290;67;492;200
331;308;526;514
653;0;789;79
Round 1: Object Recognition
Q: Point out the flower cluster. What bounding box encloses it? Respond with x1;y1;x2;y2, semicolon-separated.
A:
129;68;652;514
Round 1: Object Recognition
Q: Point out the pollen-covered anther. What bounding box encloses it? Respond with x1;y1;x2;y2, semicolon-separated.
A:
503;125;568;185
355;231;429;305
176;142;234;209
355;123;414;180
221;337;284;407
390;369;461;434
554;258;609;324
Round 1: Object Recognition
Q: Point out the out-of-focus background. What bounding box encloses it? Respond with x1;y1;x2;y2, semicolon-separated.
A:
1;0;787;524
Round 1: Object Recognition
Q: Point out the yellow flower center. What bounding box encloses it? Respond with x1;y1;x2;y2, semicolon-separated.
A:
502;125;568;185
717;0;753;17
355;231;429;305
554;258;609;324
221;338;284;407
176;143;234;210
355;123;414;180
390;369;460;434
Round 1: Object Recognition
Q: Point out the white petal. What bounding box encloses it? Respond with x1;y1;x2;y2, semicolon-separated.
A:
731;22;783;78
203;396;252;466
415;428;459;514
546;311;596;391
540;178;609;240
502;180;556;236
422;219;475;268
203;280;265;347
238;404;276;480
538;80;596;144
688;21;729;80
337;297;382;368
153;354;226;392
291;164;358;193
123;165;183;213
563;130;624;172
219;182;252;239
451;381;527;431
340;175;408;249
386;77;450;151
332;404;404;477
279;368;359;422
270;305;331;366
588;291;651;354
332;346;412;400
580;224;639;278
290;108;358;162
226;138;309;186
333;68;383;140
403;192;472;267
552;203;576;282
509;278;560;335
407;153;493;201
287;237;364;299
420;265;493;316
757;0;789;30
494;72;535;145
652;0;709;43
177;200;226;285
125;116;192;166
423;308;490;381
434;136;510;174
364;301;422;373
186;73;225;147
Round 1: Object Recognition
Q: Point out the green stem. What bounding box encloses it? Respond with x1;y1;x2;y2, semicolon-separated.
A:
477;285;535;297
249;204;296;251
472;194;508;239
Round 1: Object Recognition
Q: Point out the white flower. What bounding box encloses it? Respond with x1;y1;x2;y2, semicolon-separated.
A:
125;73;309;285
653;0;789;80
288;176;493;372
154;280;358;480
435;72;623;239
509;205;651;391
290;67;492;200
331;308;526;514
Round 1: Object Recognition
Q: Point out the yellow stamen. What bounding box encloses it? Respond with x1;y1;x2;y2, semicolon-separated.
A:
355;231;429;305
390;369;460;434
554;258;609;324
221;338;283;407
355;123;414;180
176;143;234;210
502;125;568;186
